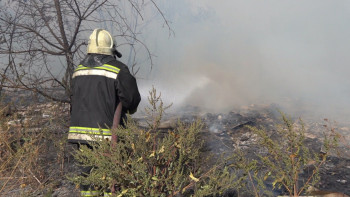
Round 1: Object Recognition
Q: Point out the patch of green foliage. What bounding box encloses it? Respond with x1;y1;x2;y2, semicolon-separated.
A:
69;87;243;196
239;112;339;196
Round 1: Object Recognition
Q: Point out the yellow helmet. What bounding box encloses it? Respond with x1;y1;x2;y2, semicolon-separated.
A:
87;29;114;55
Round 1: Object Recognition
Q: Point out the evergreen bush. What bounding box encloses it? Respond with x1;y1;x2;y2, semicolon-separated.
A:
69;87;242;196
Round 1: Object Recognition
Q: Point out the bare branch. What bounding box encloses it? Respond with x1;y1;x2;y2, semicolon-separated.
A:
0;0;172;103
54;0;69;50
149;0;174;36
32;0;65;47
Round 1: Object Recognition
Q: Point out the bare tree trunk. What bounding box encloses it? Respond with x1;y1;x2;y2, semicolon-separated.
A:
0;64;10;98
64;52;74;99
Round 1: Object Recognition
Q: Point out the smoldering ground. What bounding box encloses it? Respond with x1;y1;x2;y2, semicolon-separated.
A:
133;0;350;124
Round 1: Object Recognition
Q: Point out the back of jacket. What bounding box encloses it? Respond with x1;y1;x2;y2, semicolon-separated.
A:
68;54;141;144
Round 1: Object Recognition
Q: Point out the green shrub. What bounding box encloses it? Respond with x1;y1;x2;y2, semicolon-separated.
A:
69;87;243;196
241;112;338;197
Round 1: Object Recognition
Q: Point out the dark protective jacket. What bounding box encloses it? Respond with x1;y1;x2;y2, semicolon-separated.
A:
68;54;141;144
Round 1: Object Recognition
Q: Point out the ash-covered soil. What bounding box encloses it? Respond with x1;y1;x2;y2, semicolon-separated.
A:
2;102;349;196
176;104;350;196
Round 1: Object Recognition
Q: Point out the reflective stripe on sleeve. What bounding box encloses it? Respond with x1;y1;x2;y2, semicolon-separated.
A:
69;126;112;135
96;64;120;73
68;133;111;141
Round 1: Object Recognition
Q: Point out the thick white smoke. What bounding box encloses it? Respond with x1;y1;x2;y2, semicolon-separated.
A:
135;0;350;122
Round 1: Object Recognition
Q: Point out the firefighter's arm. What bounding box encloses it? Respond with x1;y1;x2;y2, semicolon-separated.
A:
116;68;141;114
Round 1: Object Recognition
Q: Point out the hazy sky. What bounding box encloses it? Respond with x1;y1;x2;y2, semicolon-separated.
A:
127;0;350;122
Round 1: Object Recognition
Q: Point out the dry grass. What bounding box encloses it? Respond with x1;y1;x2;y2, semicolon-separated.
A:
0;101;69;196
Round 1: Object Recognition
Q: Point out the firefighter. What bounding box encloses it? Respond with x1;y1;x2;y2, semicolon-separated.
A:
68;29;141;196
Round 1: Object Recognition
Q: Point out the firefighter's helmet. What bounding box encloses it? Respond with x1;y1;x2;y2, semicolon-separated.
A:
87;29;122;57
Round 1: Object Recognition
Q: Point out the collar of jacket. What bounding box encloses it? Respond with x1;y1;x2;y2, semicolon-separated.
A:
81;54;115;68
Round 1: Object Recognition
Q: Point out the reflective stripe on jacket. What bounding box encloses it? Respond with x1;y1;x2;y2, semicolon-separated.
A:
80;190;99;197
68;54;141;144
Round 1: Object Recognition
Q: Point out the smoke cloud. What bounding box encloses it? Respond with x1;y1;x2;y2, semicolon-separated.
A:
134;0;350;122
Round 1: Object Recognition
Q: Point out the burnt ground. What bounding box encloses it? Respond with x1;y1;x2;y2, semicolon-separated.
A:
179;104;350;196
1;102;350;196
